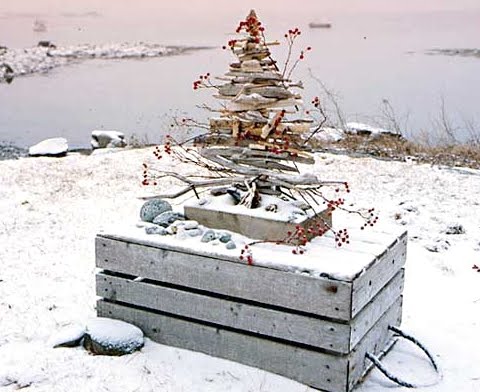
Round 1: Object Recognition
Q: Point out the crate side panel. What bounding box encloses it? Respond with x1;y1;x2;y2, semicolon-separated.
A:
351;232;407;317
347;296;403;391
97;299;349;392
96;272;352;353
350;269;404;349
96;236;352;320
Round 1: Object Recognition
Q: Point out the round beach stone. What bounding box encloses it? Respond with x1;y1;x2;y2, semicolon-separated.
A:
153;211;185;227
83;317;144;356
140;199;172;223
225;241;237;250
201;229;216;243
218;232;232;243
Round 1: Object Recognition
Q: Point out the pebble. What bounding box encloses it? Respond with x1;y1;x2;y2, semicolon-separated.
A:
187;228;203;237
140;199;172;223
218;232;232;243
145;226;168;235
153;211;185;227
265;204;278;212
225;241;237;250
201;230;216;243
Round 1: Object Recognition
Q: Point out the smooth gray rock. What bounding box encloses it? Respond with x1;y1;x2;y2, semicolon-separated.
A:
83;317;144;356
218;232;232;243
140;199;172;223
145;226;168;235
201;229;216;243
28;137;68;157
187;228;203;237
226;241;237;250
153;211;185;227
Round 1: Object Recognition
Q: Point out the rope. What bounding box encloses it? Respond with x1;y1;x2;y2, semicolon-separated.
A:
366;325;442;388
389;325;440;373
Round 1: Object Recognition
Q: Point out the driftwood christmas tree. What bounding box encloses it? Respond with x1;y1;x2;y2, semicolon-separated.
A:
195;10;317;170
142;10;378;248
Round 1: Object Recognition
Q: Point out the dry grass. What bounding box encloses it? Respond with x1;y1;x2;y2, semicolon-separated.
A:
311;134;480;169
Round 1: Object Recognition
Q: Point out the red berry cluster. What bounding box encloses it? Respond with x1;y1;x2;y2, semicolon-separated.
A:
287;225;309;247
325;197;345;215
299;46;312;60
334;229;350;247
360;208;379;230
284;27;301;40
239;245;254;265
152;136;172;160
311;96;321;108
141;163;150;186
222;39;238;50
473;264;480;272
236;14;264;37
192;73;211;90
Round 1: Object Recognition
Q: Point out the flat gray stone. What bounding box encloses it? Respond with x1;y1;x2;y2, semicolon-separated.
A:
153;211;185;227
145;225;168;235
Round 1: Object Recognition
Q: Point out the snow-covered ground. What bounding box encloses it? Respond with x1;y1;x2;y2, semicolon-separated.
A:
0;147;479;391
0;43;203;82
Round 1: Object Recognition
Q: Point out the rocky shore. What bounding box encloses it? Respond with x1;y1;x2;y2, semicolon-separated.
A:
0;42;210;82
0;143;27;160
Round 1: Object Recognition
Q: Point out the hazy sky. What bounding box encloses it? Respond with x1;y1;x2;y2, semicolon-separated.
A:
2;0;480;15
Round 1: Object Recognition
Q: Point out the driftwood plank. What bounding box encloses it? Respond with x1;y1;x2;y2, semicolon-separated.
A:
351;232;407;317
96;236;353;320
96;269;403;354
96;298;401;392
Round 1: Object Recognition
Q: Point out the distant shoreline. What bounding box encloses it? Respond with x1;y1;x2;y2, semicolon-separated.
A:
0;42;213;83
425;48;480;59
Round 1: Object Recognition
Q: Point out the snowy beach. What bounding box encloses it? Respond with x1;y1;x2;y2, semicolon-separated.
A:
0;147;479;391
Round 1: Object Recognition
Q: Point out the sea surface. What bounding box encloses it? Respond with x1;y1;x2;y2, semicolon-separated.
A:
1;0;479;148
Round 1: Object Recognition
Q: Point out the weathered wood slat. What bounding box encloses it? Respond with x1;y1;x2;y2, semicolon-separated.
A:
350;270;404;347
183;204;331;243
96;272;349;353
96;297;401;392
348;296;402;390
96;236;353;320
96;269;403;354
351;232;407;317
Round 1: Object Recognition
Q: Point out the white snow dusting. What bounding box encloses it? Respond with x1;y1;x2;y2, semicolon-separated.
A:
0;147;479;391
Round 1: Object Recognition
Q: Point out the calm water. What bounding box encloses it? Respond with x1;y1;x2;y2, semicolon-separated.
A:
1;1;479;148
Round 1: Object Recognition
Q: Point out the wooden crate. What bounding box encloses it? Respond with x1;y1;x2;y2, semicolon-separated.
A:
95;228;407;392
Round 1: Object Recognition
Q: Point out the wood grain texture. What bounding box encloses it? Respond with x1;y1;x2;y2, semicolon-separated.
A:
96;236;353;320
95;269;403;354
351;232;407;317
96;298;401;392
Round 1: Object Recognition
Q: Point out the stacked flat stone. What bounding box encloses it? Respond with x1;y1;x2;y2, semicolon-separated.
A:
208;10;313;156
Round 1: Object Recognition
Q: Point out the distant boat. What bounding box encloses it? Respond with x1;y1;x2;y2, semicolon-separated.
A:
33;19;47;32
309;22;332;29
